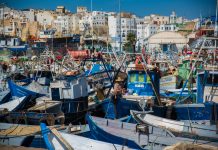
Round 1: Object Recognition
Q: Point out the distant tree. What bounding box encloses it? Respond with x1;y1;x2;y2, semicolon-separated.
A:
123;33;136;53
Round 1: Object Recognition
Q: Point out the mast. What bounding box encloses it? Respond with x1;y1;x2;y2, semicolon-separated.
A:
119;0;121;52
91;0;94;51
215;0;218;37
0;3;5;37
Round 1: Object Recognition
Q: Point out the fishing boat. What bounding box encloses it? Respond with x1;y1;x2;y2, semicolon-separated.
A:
159;58;203;99
49;75;88;124
92;54;164;119
174;70;218;122
0;122;64;148
0;37;28;53
86;114;218;149
0;96;32;117
0;123;43;147
8;80;46;98
40;123;131;150
6;100;64;126
130;110;218;142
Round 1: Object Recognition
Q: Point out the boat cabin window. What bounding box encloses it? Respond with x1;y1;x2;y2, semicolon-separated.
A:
146;75;151;83
130;73;137;82
129;72;150;83
138;73;145;82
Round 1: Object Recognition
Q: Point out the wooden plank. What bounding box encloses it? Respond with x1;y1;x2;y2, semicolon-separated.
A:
50;127;74;150
0;125;41;136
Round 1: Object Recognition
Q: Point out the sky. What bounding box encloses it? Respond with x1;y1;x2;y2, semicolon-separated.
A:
1;0;216;19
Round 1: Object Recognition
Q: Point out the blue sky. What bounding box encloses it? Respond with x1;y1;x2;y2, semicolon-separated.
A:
1;0;216;19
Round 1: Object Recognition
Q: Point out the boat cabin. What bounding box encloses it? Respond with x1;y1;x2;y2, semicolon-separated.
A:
49;77;88;100
127;70;160;96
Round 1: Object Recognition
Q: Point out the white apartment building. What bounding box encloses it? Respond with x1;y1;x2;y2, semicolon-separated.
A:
136;23;157;50
79;11;107;32
53;15;70;35
53;14;79;36
159;24;178;32
92;11;107;27
0;6;11;20
22;9;35;22
70;14;80;33
108;14;136;50
36;11;55;26
136;23;145;51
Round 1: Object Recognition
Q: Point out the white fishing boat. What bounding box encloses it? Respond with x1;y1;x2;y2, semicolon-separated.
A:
0;96;27;111
40;123;131;150
130;110;218;142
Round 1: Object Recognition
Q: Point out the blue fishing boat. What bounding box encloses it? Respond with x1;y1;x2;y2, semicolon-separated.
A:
8;80;45;98
175;70;218;122
86;114;143;149
94;66;162;119
86;114;217;149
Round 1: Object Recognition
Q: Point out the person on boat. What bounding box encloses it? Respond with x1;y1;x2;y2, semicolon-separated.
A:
111;77;125;118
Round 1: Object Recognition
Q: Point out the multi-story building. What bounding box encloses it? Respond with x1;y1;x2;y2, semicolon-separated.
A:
159;24;178;32
92;11;107;27
53;15;70;36
108;13;136;50
53;14;80;37
79;11;107;32
36;10;55;26
70;14;80;34
0;6;11;20
22;9;35;22
136;21;158;51
151;14;169;25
